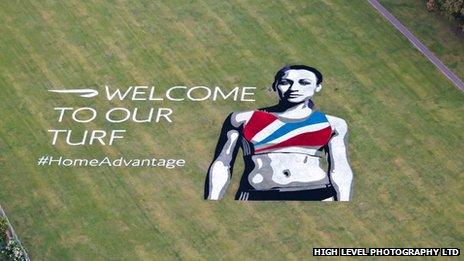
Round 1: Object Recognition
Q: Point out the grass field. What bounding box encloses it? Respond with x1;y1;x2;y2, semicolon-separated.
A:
380;0;464;77
0;0;463;259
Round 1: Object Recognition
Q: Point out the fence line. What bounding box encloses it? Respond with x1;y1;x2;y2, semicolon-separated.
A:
0;205;30;261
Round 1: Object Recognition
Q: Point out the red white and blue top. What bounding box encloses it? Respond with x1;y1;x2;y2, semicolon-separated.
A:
242;110;333;155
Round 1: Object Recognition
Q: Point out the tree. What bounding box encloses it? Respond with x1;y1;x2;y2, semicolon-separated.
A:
426;0;464;32
0;218;8;242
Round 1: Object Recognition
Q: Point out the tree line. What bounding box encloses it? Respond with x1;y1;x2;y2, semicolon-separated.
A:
426;0;464;32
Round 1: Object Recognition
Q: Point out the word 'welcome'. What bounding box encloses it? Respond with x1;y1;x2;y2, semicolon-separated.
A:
105;85;256;101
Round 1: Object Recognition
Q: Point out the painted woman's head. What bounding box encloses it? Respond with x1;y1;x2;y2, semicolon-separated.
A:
272;65;323;104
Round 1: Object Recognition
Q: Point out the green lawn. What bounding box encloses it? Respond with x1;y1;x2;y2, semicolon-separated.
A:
380;0;464;77
0;0;463;259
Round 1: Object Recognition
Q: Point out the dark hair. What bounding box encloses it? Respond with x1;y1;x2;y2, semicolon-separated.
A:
272;65;323;90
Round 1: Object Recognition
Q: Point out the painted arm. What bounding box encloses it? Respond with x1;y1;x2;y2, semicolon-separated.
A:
204;113;241;200
327;117;353;201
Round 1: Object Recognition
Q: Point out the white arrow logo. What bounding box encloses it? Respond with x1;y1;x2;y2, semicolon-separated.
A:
48;88;99;98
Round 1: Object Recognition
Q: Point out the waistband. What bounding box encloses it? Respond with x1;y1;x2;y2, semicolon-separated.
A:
235;184;336;201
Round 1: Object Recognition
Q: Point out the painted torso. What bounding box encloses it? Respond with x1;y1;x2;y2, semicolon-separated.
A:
240;110;334;190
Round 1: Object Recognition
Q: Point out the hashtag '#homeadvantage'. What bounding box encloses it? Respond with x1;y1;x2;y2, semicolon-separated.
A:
35;155;186;169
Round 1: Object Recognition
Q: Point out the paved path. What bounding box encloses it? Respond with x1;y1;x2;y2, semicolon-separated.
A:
368;0;464;91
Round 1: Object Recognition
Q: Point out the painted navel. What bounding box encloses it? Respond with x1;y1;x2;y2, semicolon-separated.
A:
283;169;291;177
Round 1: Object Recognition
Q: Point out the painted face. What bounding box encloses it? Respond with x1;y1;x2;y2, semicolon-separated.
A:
275;69;321;104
